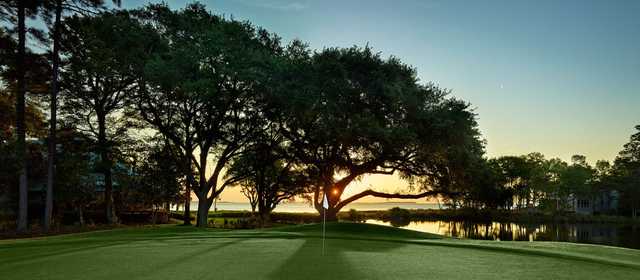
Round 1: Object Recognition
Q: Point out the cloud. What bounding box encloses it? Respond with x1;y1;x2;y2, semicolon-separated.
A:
236;0;308;11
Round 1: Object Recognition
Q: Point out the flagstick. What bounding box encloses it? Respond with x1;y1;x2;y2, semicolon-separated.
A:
322;207;326;256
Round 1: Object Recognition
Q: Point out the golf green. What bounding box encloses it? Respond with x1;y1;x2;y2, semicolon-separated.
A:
1;223;638;279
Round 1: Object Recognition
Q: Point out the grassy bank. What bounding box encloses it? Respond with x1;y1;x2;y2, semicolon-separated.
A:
0;223;638;279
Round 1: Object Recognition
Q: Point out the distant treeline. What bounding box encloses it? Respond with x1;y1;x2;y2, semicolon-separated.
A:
440;151;640;218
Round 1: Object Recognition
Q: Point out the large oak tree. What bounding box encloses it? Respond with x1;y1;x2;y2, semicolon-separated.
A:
270;45;484;220
135;3;278;227
59;11;152;224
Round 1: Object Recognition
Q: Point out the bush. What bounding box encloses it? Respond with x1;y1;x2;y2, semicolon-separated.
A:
387;207;411;227
345;209;364;222
207;217;262;229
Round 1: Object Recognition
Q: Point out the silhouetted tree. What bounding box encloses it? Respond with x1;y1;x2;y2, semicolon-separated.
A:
562;155;595;198
462;159;512;209
129;138;184;223
40;0;121;232
59;11;151;224
241;185;258;213
1;0;43;233
0;32;48;214
612;125;640;218
269;45;484;220
0;88;47;217
488;153;553;209
227;140;310;223
53;128;96;226
135;3;279;227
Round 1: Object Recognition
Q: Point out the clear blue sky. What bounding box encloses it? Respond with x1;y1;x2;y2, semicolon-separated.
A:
120;0;640;163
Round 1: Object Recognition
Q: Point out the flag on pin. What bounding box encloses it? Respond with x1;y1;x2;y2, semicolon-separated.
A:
321;192;329;255
322;193;329;209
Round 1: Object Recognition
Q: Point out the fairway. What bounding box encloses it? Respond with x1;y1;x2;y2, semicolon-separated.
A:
0;223;639;280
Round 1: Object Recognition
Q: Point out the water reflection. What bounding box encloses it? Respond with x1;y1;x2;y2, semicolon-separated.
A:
366;219;640;249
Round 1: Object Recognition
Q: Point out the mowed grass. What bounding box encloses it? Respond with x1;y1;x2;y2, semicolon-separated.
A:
1;223;639;280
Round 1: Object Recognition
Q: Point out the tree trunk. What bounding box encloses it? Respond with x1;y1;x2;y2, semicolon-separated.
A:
183;155;193;225
183;192;191;224
259;209;271;224
257;193;272;225
16;0;28;234
151;207;157;224
97;113;116;224
195;151;210;228
313;177;355;222
104;164;115;223
78;206;85;226
325;207;338;222
44;0;62;233
104;160;117;224
314;191;340;222
196;196;210;227
250;201;257;214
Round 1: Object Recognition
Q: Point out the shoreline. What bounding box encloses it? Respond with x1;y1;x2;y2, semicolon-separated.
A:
199;208;640;225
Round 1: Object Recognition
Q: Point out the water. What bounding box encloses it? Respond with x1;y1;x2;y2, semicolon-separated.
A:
174;201;440;212
366;219;640;249
172;202;640;249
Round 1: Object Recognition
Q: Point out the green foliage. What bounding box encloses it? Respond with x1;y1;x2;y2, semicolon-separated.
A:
125;138;185;210
0;33;48;140
226;138;310;220
561;156;596;196
59;11;150;137
53;130;97;224
610;125;640;216
0;88;47;204
134;3;283;225
268;44;484;214
58;10;156;223
345;209;364;222
462;159;514;209
4;0;639;231
387;207;411;227
0;139;19;214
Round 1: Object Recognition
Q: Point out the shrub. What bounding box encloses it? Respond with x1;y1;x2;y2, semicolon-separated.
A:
345;209;364;222
387;207;411;227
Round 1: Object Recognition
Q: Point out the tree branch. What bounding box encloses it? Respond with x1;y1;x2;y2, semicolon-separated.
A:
336;189;456;210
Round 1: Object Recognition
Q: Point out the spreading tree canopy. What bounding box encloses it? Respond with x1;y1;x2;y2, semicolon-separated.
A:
59;11;154;224
135;3;281;227
268;45;484;219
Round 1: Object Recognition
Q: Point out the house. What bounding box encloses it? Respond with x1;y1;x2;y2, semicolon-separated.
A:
569;190;619;215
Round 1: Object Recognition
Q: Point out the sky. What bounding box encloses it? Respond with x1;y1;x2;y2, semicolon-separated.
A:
115;0;639;202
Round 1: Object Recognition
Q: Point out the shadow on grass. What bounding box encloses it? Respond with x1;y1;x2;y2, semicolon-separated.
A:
267;235;404;279
0;240;134;266
141;238;249;276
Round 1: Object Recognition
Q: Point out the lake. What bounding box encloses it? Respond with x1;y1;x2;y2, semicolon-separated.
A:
366;219;640;249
